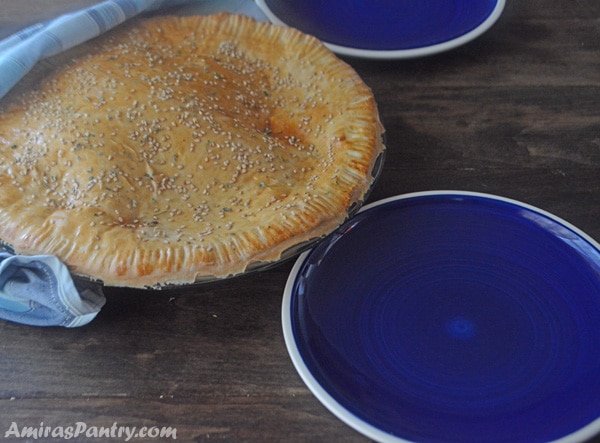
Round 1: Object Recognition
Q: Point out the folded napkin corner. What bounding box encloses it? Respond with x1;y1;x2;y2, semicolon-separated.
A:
0;252;105;328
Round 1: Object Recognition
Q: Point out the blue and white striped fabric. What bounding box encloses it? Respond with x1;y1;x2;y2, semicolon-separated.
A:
0;0;266;327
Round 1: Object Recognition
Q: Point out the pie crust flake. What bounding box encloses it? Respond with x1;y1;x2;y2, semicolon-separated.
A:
0;13;384;288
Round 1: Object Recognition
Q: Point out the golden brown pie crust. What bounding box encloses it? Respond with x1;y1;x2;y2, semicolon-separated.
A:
0;13;384;288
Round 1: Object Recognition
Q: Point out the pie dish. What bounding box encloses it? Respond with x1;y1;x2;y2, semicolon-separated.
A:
0;13;384;288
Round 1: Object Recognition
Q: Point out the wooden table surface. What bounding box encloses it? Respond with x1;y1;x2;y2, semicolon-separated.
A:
0;1;599;442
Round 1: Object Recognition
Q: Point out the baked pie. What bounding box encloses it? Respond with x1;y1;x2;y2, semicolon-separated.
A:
0;13;384;288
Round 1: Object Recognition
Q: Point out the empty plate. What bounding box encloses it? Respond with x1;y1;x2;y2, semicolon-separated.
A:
256;0;506;59
283;191;600;442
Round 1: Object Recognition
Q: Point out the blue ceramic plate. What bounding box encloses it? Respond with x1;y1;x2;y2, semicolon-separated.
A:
283;191;600;442
255;0;505;59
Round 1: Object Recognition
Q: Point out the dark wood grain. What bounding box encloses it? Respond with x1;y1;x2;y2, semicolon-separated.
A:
0;1;599;442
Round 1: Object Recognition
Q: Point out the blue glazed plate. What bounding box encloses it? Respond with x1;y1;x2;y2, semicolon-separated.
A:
283;191;600;442
255;0;505;59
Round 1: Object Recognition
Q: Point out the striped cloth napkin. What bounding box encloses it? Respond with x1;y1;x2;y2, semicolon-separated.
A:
0;0;265;327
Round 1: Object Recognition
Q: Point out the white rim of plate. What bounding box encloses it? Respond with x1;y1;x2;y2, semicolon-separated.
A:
255;0;506;59
282;190;600;443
